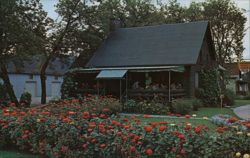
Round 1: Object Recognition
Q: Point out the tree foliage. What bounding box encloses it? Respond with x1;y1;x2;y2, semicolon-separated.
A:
0;0;48;105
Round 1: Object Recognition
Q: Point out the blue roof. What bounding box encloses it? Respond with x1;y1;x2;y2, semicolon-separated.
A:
96;70;127;79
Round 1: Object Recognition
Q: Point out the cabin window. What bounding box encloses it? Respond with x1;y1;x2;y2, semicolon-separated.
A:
54;76;59;80
29;75;34;80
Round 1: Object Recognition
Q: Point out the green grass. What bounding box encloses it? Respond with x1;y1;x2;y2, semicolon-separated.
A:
232;99;250;108
0;150;41;158
191;107;236;118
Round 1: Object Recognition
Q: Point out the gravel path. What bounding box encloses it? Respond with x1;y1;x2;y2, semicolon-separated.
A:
233;104;250;120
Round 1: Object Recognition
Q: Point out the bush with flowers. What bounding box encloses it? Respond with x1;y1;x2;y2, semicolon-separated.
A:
0;96;250;158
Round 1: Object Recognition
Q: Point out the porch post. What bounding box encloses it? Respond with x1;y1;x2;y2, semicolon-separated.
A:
168;71;171;102
97;80;99;97
120;79;122;102
126;73;128;102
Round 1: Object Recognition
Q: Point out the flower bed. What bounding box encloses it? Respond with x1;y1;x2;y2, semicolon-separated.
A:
0;96;250;158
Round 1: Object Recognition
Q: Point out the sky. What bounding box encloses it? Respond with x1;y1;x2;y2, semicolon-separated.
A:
42;0;250;60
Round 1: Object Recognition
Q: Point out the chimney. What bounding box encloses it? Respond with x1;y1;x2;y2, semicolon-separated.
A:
110;18;122;32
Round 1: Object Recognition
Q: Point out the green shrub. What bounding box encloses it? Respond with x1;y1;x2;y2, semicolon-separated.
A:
123;99;140;113
223;89;235;106
197;69;220;107
97;96;122;114
192;98;203;111
244;92;250;100
139;100;169;115
19;92;32;107
172;98;193;114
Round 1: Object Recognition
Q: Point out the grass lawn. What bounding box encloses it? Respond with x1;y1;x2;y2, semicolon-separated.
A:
232;99;250;108
191;107;236;118
0;150;42;158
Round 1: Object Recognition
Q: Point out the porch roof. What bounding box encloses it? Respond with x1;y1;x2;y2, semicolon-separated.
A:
69;66;185;73
96;70;127;79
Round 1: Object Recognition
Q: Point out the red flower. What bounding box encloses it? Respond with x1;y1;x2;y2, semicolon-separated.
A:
99;114;105;119
143;114;149;118
181;148;186;155
91;138;96;143
122;136;127;142
129;132;135;138
100;143;106;148
167;112;173;115
103;108;110;112
89;122;96;129
176;114;181;117
149;122;158;128
137;141;142;145
144;126;152;133
194;127;202;134
117;132;122;136
22;134;29;139
159;126;167;132
146;148;153;155
2;125;8;129
123;117;128;122
130;146;136;152
178;134;185;140
82;144;87;150
20;111;26;116
185;114;190;118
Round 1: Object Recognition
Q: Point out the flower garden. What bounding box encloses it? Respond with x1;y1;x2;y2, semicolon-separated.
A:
0;96;250;158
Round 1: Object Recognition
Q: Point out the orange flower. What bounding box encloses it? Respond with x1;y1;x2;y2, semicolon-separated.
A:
228;117;238;123
159;121;168;125
244;123;250;129
144;126;152;133
63;117;69;123
185;125;192;131
159;126;167;132
216;127;227;134
68;111;75;115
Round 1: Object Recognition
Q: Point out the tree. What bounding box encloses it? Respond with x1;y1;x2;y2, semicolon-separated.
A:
202;0;246;65
0;0;47;106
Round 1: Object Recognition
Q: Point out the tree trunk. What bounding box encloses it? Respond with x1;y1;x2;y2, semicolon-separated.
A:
40;58;51;104
0;64;20;106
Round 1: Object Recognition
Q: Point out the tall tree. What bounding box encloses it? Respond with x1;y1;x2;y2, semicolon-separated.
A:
39;0;84;104
0;0;47;106
202;0;246;65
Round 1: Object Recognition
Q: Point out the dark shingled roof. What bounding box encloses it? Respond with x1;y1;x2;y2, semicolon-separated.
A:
86;21;210;68
6;56;75;75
